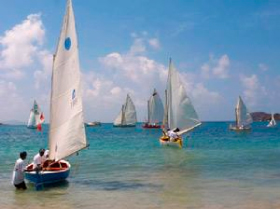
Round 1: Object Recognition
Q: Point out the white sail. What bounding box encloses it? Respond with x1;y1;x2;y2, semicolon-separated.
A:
113;106;124;126
124;95;137;125
148;89;164;124
114;95;137;126
236;96;252;128
267;113;276;127
27;100;44;128
164;59;201;136
49;0;87;161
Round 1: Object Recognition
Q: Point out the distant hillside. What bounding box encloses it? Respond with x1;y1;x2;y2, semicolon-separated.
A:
251;112;280;121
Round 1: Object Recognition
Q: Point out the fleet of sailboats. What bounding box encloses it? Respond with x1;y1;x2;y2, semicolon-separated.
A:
267;113;277;127
229;96;253;131
27;100;44;129
142;89;164;129
160;59;202;148
11;0;278;191
113;94;137;127
25;0;88;186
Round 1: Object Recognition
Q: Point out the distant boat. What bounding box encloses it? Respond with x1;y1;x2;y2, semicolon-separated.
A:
229;96;253;131
113;94;137;127
160;59;202;148
25;0;88;187
27;100;44;129
85;121;101;127
267;113;277;127
142;89;164;129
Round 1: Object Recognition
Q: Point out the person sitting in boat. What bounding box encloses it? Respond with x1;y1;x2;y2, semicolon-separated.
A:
168;128;180;142
162;128;170;136
12;151;28;190
33;148;45;170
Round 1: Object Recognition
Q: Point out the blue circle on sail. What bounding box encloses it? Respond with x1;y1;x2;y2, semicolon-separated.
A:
72;89;76;100
64;37;71;50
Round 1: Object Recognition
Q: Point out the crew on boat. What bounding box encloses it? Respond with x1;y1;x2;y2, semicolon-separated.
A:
33;148;46;170
168;128;180;141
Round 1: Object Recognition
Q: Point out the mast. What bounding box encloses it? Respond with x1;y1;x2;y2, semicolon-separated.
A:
49;0;87;161
147;100;150;123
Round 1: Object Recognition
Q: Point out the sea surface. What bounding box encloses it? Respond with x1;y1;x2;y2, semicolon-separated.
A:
0;122;280;209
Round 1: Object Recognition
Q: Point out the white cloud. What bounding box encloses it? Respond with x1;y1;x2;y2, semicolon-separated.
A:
0;80;27;121
200;54;230;79
259;63;268;72
148;38;160;49
100;53;167;84
33;50;54;89
0;13;44;76
0;14;53;122
129;38;146;55
213;55;230;78
240;74;267;107
180;72;222;106
201;63;210;79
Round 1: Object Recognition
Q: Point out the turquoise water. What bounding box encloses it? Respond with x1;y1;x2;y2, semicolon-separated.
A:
1;122;280;209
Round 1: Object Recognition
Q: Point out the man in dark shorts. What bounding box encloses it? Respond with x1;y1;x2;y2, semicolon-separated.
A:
12;151;27;190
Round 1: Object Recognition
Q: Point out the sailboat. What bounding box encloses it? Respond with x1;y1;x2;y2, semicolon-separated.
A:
229;96;253;131
143;89;164;129
160;59;202;148
27;100;44;129
267;113;277;127
25;0;87;186
113;94;137;127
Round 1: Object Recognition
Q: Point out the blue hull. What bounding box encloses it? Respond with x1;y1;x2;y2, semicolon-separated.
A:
25;169;70;185
25;160;71;186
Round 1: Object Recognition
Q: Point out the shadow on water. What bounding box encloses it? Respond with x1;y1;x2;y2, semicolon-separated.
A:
73;179;162;191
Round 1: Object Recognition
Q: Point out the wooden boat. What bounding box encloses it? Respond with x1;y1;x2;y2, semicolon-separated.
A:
27;100;44;129
25;0;88;187
142;89;164;129
229;96;252;131
267;113;277;127
159;59;202;148
113;94;137;127
85;121;101;127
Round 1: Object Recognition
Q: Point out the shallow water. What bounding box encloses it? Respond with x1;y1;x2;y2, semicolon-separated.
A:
1;122;280;209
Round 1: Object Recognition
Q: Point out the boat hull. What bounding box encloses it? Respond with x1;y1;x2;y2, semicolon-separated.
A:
229;124;251;131
267;124;276;128
25;160;70;186
159;135;183;148
85;122;101;127
142;123;161;129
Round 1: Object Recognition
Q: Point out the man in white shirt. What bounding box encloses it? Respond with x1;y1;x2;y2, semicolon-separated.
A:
33;148;45;170
168;128;180;141
12;151;27;190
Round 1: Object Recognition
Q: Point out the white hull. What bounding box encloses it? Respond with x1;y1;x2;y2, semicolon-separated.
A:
229;124;251;131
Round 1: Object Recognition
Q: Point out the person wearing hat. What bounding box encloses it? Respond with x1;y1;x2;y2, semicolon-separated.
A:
12;151;27;190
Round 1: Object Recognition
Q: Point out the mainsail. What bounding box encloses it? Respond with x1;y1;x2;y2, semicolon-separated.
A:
27;100;44;128
163;59;201;136
235;96;252;128
113;94;137;126
49;0;87;161
147;89;164;124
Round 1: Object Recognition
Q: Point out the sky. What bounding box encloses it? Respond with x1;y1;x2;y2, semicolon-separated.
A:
0;0;279;123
